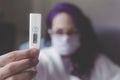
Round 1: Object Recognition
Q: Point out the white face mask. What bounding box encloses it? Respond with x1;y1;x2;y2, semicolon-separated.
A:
51;34;81;56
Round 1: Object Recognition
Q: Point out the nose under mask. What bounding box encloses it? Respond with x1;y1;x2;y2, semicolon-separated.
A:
51;34;81;56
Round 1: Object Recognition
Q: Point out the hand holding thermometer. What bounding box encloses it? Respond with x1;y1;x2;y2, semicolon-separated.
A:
29;13;41;76
29;13;41;50
29;13;41;80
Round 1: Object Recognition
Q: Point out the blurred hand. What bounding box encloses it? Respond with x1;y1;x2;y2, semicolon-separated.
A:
0;48;39;80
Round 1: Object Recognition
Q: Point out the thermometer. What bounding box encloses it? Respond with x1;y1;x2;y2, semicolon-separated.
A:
29;13;41;50
29;13;41;80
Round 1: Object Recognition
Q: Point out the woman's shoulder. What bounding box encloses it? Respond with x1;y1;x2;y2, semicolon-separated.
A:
96;54;109;62
93;53;120;74
38;47;53;60
38;46;58;62
91;54;120;80
94;54;114;67
40;46;54;54
37;47;55;70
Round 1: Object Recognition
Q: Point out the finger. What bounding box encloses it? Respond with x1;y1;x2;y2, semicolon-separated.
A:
5;70;36;80
0;58;38;80
0;48;39;67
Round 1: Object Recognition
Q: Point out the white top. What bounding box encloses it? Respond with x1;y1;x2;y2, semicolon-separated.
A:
34;47;120;80
90;53;120;80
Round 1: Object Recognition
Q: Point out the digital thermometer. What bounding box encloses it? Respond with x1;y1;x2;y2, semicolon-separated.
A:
29;13;41;80
29;13;41;50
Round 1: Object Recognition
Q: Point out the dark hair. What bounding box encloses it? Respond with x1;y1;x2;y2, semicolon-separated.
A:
46;3;102;78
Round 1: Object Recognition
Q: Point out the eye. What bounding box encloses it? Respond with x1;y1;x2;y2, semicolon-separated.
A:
67;30;79;35
53;29;63;35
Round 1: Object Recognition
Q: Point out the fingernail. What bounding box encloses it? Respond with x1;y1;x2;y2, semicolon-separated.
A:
32;71;37;77
31;48;39;57
32;58;39;65
32;70;37;73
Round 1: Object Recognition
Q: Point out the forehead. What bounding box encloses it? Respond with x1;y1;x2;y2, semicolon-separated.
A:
52;12;75;30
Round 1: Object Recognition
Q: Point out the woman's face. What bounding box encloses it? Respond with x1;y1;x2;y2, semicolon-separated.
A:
51;12;78;36
49;12;81;56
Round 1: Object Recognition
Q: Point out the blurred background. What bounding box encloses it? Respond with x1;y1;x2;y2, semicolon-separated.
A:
0;0;120;58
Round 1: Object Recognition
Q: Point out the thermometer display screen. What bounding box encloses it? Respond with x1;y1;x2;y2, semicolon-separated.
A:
33;33;37;44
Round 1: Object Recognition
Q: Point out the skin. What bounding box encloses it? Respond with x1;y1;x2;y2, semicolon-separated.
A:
50;12;78;36
0;48;39;80
50;12;80;57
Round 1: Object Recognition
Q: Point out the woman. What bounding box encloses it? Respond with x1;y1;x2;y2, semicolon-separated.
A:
35;3;102;80
0;48;39;80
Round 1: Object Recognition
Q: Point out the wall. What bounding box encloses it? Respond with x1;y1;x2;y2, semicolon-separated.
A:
1;0;120;50
1;0;32;49
34;0;120;27
1;0;51;49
